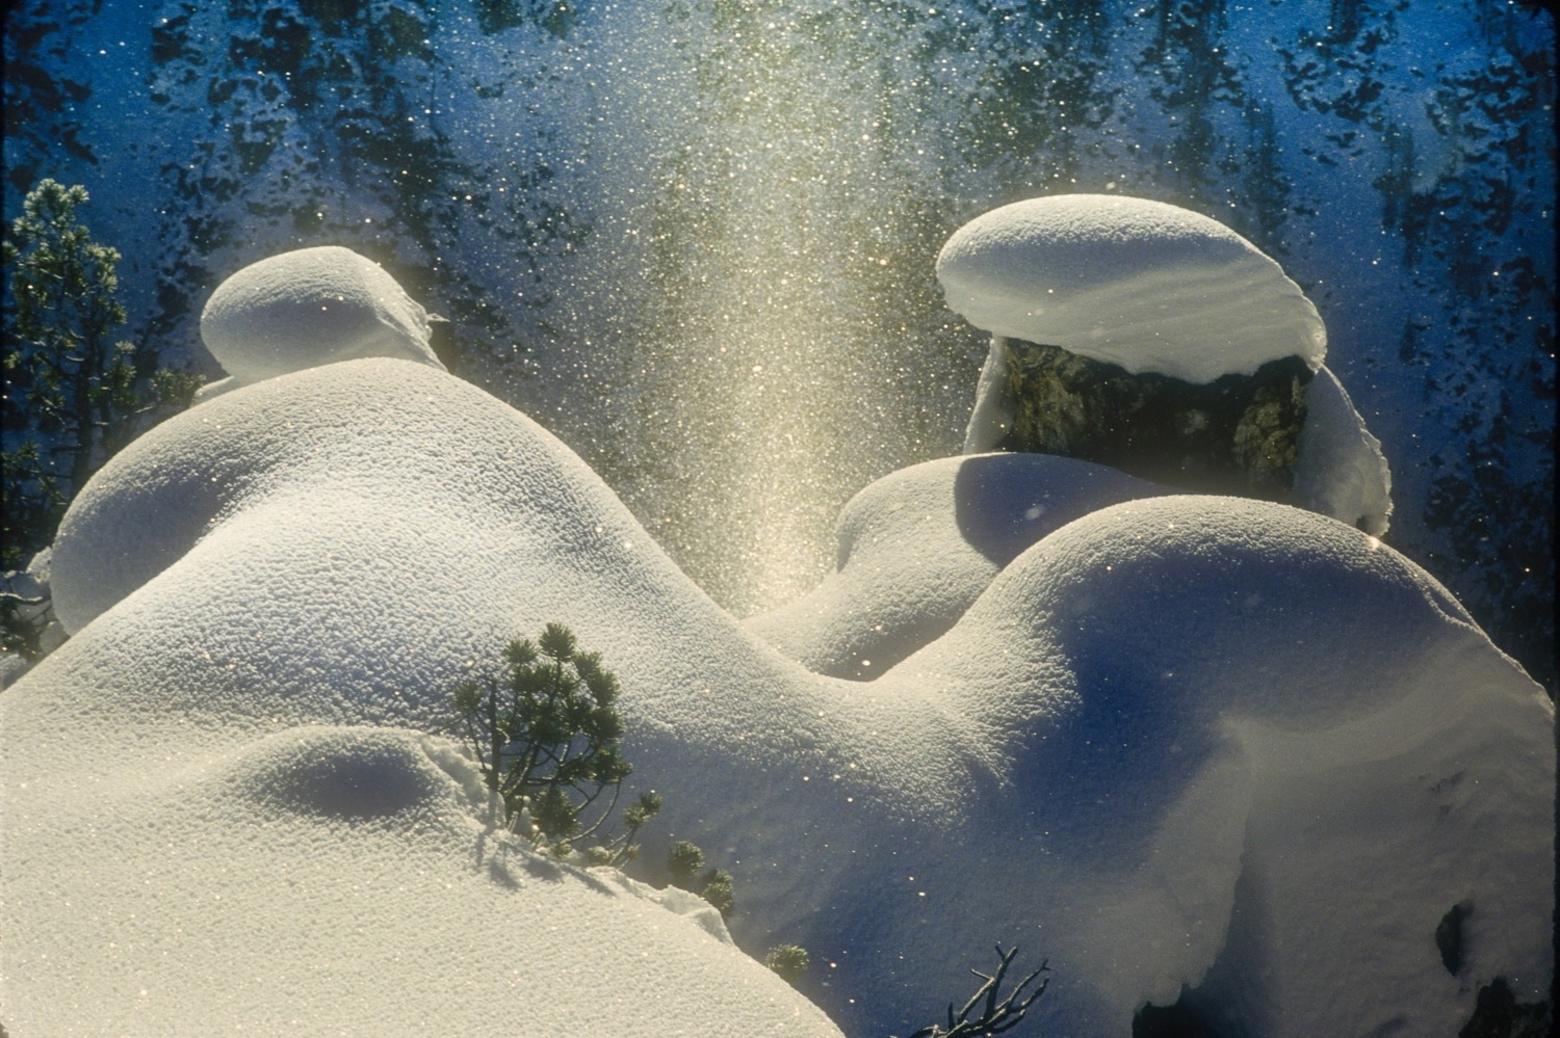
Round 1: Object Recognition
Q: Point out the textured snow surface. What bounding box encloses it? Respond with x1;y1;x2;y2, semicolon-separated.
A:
936;195;1327;383
9;360;1551;1037
192;374;238;403
13;362;841;1038
1294;366;1394;536
199;246;444;388
745;452;1164;679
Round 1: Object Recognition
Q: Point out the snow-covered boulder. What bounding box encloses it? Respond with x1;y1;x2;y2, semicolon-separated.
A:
937;194;1392;533
9;359;1550;1037
936;194;1326;384
997;338;1313;499
745;452;1164;679
198;245;444;392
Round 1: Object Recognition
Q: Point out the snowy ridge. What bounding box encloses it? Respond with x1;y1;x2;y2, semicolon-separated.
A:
8;357;1550;1036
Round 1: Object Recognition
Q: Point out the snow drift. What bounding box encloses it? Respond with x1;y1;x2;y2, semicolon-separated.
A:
744;452;1165;680
5;357;1551;1036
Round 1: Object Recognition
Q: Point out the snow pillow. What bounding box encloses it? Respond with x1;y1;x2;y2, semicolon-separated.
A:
200;245;444;386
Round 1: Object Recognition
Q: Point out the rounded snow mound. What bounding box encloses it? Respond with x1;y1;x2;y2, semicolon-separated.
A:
5;717;837;1036
10;359;1550;1038
746;452;1163;679
200;245;444;386
906;495;1543;1031
936;194;1326;383
223;727;462;821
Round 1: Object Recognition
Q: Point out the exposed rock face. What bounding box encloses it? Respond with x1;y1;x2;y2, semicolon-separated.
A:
1000;339;1311;500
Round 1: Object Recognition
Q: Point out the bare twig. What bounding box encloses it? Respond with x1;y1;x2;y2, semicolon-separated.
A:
899;945;1049;1038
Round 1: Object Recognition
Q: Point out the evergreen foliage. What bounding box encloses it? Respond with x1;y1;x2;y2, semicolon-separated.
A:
698;867;734;915
450;624;803;964
665;838;736;916
764;943;811;984
2;178;200;655
666;839;706;886
451;623;653;862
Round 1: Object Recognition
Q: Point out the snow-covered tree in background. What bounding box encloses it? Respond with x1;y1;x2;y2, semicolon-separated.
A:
132;0;588;379
1;179;198;576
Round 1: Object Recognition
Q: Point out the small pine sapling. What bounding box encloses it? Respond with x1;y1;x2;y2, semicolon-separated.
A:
666;839;736;916
585;789;663;866
699;867;734;915
765;944;811;984
898;945;1049;1038
450;626;805;974
451;623;655;862
666;839;706;887
2;179;200;571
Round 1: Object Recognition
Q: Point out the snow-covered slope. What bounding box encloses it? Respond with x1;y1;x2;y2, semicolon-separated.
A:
744;452;1165;680
0;719;835;1036
8;357;1550;1036
11;360;842;1037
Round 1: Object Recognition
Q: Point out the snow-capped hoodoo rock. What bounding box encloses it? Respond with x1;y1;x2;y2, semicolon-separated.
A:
936;193;1327;384
936;194;1391;532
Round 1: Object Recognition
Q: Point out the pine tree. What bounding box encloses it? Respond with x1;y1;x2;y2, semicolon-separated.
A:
665;838;735;916
2;179;200;572
451;623;655;861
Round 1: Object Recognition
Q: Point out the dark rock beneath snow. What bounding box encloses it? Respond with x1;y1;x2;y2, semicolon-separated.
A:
1436;901;1472;975
998;339;1312;499
1458;978;1552;1038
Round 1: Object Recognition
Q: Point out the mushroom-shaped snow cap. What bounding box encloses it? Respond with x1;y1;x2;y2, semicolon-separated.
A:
936;194;1326;384
200;245;444;385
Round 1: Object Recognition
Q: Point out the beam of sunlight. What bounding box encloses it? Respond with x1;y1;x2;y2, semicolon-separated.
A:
567;0;974;614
